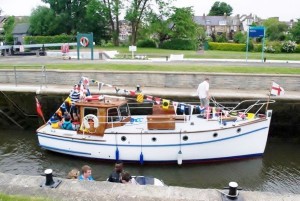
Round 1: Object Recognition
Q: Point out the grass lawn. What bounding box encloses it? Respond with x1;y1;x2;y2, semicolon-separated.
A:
98;47;300;61
0;47;299;74
0;63;297;74
0;193;49;201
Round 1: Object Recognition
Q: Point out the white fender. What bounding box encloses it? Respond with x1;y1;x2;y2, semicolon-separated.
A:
83;114;99;129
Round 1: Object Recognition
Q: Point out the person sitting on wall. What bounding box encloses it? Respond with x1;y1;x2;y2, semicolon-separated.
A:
108;161;124;183
78;165;94;181
67;168;80;179
121;171;138;185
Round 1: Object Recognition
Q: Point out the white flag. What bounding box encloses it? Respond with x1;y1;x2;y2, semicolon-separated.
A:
270;82;285;96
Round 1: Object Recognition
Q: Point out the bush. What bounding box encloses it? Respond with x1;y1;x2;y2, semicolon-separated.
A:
137;39;156;48
233;31;246;43
264;46;276;53
160;39;198;50
281;40;297;53
262;41;281;53
295;45;300;53
216;33;228;43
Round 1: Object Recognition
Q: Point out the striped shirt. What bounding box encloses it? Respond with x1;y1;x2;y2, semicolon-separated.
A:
69;90;80;105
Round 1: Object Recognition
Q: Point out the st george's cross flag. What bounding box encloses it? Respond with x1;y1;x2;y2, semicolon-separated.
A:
270;82;285;96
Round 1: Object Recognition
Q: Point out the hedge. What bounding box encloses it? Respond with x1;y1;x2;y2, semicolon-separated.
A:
24;35;76;44
208;42;246;51
160;39;198;50
137;39;156;48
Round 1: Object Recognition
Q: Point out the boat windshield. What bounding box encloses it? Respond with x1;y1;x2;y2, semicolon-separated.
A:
119;103;130;118
83;107;98;116
107;107;120;122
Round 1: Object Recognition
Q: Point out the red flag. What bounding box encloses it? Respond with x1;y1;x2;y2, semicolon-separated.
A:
35;97;46;123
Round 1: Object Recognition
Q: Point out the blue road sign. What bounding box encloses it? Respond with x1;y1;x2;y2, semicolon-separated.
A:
249;26;265;38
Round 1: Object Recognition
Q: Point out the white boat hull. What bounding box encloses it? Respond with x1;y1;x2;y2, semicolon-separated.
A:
37;112;272;164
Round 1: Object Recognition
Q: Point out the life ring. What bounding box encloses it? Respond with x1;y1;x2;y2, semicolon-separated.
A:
83;114;99;129
80;37;89;47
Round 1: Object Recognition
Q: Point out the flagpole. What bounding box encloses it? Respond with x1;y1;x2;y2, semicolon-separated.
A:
265;90;271;113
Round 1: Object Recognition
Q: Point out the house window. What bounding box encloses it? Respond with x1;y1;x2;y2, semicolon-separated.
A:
206;20;211;25
219;20;226;25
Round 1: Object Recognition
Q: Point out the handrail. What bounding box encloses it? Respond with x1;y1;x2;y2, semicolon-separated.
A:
0;109;24;129
0;91;37;118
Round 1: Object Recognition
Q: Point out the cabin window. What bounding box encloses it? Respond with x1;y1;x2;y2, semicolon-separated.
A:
107;107;120;122
119;104;130;118
84;107;98;117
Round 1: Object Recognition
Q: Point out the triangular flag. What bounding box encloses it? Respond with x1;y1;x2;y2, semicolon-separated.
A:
98;82;104;91
136;93;144;103
146;95;153;101
81;77;89;86
162;99;170;110
154;97;161;105
172;101;178;112
130;91;136;96
270;82;285;96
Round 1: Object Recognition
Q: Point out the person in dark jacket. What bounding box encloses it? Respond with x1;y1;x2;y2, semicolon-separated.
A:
108;161;124;183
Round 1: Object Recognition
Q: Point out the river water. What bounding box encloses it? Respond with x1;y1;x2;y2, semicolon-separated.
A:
0;128;299;194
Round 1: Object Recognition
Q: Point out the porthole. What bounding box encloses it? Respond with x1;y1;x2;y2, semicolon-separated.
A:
237;128;241;133
121;136;127;141
213;133;218;138
152;137;157;142
183;136;188;141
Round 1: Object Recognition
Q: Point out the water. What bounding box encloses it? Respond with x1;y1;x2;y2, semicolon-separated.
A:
0;128;299;194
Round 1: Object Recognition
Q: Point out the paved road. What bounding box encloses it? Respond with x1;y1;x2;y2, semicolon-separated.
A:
1;55;300;67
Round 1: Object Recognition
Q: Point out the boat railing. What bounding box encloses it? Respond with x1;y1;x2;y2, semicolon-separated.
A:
210;99;275;118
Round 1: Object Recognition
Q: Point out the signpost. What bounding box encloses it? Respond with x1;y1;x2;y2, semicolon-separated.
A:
129;45;137;59
77;33;94;60
246;26;266;62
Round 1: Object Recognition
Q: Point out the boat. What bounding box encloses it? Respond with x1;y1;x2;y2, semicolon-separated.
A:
131;176;165;186
36;77;275;165
106;176;166;186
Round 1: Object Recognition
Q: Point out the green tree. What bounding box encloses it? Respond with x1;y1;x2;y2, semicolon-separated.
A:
29;6;58;35
82;0;110;43
142;1;173;46
263;18;288;41
42;0;91;34
208;1;233;16
102;0;123;46
290;19;300;43
3;16;15;44
169;7;198;39
125;0;170;45
143;6;199;47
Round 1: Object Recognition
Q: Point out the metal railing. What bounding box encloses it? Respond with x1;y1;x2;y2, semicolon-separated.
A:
8;65;48;88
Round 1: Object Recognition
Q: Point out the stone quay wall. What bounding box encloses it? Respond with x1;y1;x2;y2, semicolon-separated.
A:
0;70;299;91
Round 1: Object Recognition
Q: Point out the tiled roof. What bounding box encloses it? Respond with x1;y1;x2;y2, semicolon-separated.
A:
12;23;30;34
